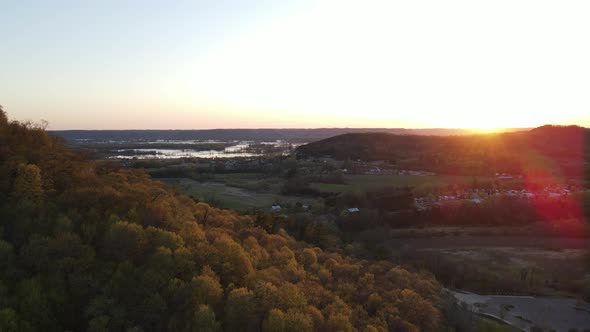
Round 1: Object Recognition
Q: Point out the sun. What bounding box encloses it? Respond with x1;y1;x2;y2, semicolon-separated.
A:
470;127;503;134
430;115;508;133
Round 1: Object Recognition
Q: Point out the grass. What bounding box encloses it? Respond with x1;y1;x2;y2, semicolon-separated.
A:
475;318;517;332
209;173;284;192
166;173;500;209
160;177;316;211
416;245;588;297
311;174;491;193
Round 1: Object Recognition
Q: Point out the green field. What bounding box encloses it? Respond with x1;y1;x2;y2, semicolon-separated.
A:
311;174;491;193
162;174;496;209
160;177;315;211
206;173;284;192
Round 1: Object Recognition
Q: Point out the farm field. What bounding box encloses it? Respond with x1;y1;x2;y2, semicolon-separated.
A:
393;234;590;303
159;177;316;211
204;173;285;192
311;174;495;193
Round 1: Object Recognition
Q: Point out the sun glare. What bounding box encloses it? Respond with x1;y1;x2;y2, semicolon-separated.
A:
470;127;503;134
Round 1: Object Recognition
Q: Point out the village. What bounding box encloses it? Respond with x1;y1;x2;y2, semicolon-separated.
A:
413;186;583;211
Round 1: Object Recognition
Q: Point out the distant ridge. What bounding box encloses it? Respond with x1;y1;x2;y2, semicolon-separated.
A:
295;125;590;177
50;127;529;142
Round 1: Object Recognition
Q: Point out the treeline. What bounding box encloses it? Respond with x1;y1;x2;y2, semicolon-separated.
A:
135;158;294;180
271;191;590;253
0;108;443;331
331;193;589;233
421;194;587;227
297;125;590;179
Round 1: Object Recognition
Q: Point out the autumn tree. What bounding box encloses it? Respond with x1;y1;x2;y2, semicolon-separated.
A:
224;288;257;332
262;309;286;332
0;109;445;331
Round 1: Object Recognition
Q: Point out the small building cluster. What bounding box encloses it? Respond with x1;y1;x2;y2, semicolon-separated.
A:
413;186;580;211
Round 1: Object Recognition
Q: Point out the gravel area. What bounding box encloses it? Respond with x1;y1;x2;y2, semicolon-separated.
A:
448;289;590;331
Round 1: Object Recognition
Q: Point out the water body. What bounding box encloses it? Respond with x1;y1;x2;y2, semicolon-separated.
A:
110;140;299;159
113;149;260;159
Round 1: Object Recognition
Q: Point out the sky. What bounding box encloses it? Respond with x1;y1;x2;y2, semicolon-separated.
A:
1;0;589;130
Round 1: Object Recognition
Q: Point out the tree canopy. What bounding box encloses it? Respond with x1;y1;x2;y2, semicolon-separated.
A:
0;110;442;331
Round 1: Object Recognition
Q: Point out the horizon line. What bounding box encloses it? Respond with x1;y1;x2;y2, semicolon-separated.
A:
48;127;537;131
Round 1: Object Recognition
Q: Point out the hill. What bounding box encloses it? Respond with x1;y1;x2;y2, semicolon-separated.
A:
0;109;443;331
296;125;590;179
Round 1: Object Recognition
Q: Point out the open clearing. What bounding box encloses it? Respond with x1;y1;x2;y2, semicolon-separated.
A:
159;177;315;210
396;234;590;305
311;174;493;193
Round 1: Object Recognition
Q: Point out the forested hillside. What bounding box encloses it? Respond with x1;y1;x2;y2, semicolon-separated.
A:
296;126;590;179
0;109;442;331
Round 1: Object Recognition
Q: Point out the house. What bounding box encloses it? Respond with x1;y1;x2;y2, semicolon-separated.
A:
347;208;360;213
271;205;281;212
414;199;429;211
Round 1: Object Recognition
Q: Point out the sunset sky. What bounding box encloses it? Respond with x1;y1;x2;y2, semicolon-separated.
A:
1;0;589;130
